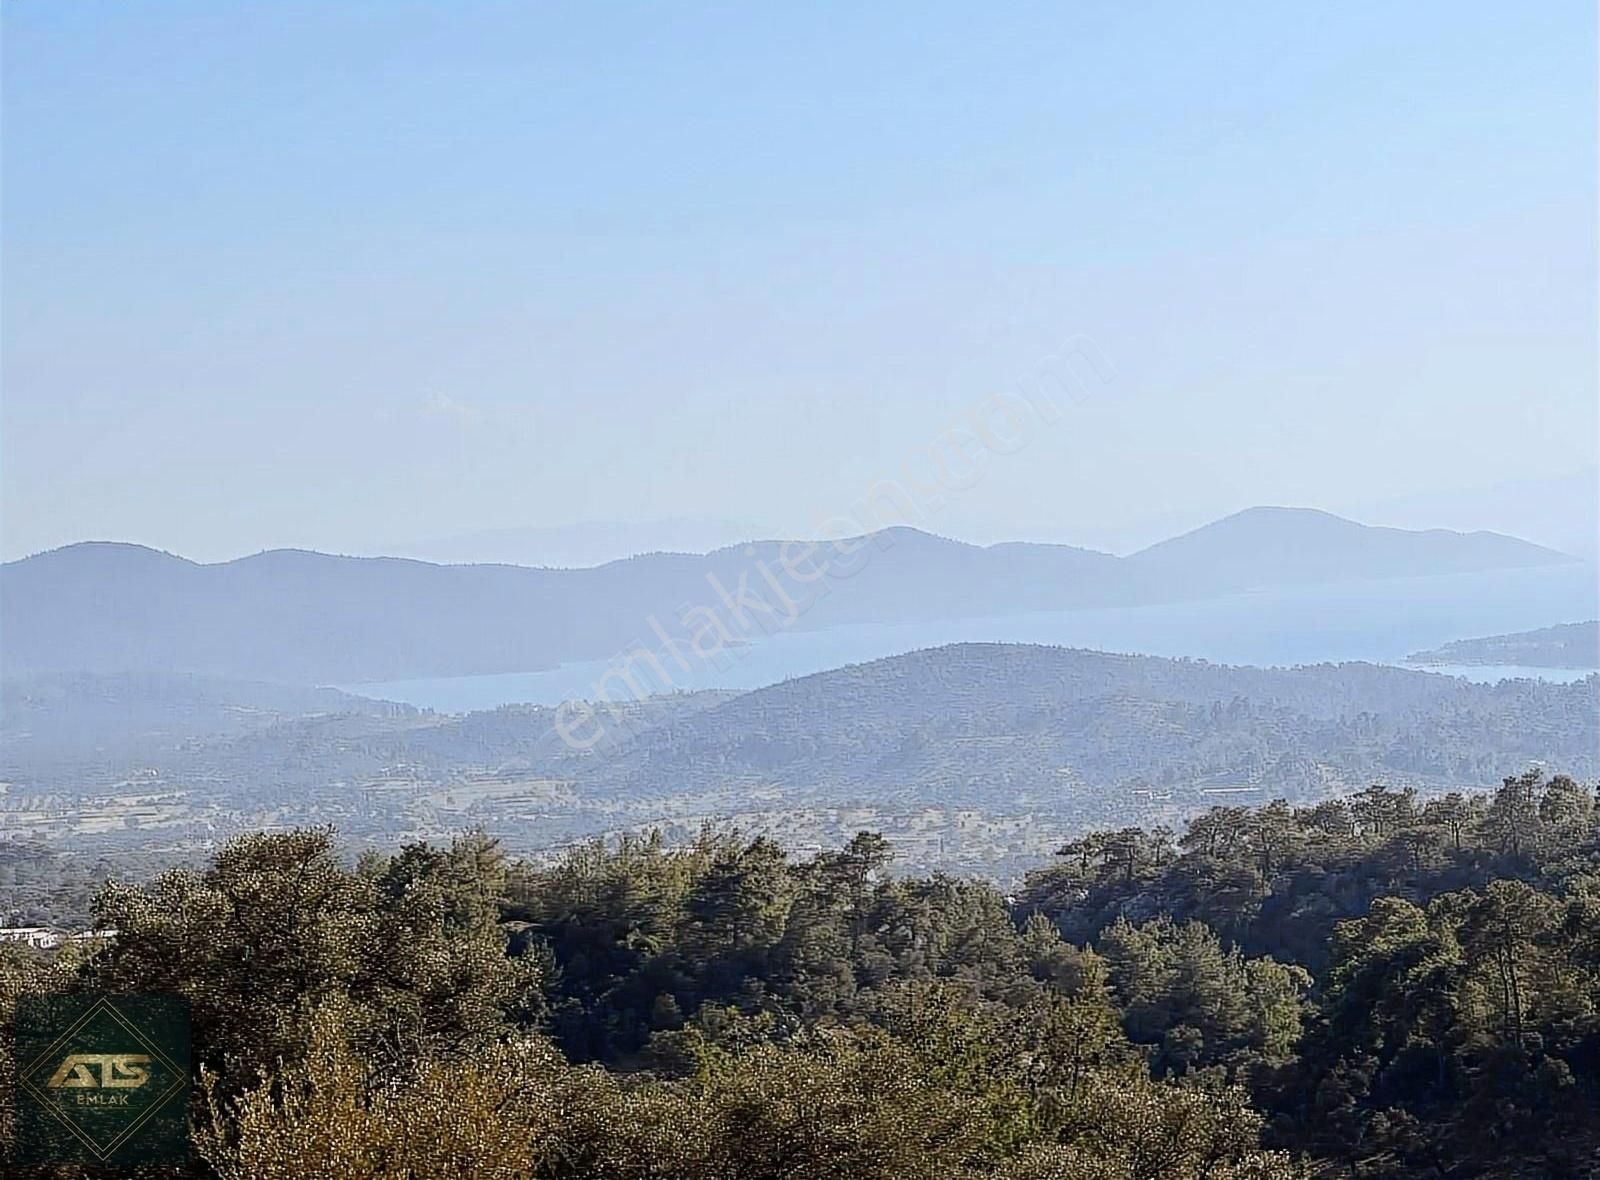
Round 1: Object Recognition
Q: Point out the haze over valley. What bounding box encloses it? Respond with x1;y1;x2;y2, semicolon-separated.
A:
3;505;1593;878
6;4;1600;1174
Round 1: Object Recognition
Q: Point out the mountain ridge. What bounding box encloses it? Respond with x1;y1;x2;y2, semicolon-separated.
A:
1;510;1573;684
11;508;1563;571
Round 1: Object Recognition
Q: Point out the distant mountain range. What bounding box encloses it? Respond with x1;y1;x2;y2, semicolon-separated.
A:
0;508;1572;684
378;517;772;569
1407;621;1600;669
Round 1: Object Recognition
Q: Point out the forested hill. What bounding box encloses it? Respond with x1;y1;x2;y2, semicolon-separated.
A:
577;644;1600;805
5;648;1595;875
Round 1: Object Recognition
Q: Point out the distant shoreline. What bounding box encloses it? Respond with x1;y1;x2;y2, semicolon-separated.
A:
1406;620;1600;670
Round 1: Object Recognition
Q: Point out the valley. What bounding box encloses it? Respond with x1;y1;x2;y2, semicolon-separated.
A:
6;644;1594;879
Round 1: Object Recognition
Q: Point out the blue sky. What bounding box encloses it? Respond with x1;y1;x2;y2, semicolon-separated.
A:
3;1;1595;560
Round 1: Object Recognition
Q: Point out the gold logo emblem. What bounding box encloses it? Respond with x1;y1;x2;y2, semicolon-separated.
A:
18;996;189;1162
45;1054;153;1090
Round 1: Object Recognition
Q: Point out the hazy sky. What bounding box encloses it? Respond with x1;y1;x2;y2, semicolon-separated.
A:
4;2;1595;561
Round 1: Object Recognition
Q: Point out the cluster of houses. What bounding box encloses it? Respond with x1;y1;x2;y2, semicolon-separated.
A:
0;926;116;950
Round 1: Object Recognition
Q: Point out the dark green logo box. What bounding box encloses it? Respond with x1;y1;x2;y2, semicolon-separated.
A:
15;993;190;1165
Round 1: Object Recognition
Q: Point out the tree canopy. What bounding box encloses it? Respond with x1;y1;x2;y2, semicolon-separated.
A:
2;768;1596;1178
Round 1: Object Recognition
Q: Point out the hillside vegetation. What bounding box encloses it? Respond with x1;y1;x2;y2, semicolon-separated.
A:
3;768;1596;1177
4;647;1596;877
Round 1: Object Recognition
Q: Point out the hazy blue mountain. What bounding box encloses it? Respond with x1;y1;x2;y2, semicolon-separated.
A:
0;511;1571;684
1407;620;1600;669
0;532;1116;682
1125;506;1567;592
0;543;572;682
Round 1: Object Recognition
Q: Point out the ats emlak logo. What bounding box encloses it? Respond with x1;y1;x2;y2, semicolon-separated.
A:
16;994;190;1164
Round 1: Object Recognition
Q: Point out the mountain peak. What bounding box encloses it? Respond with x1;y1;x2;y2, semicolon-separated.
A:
3;540;196;570
1129;505;1568;585
1227;505;1349;522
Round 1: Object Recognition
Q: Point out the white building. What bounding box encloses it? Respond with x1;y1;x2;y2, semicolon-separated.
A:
0;926;61;949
